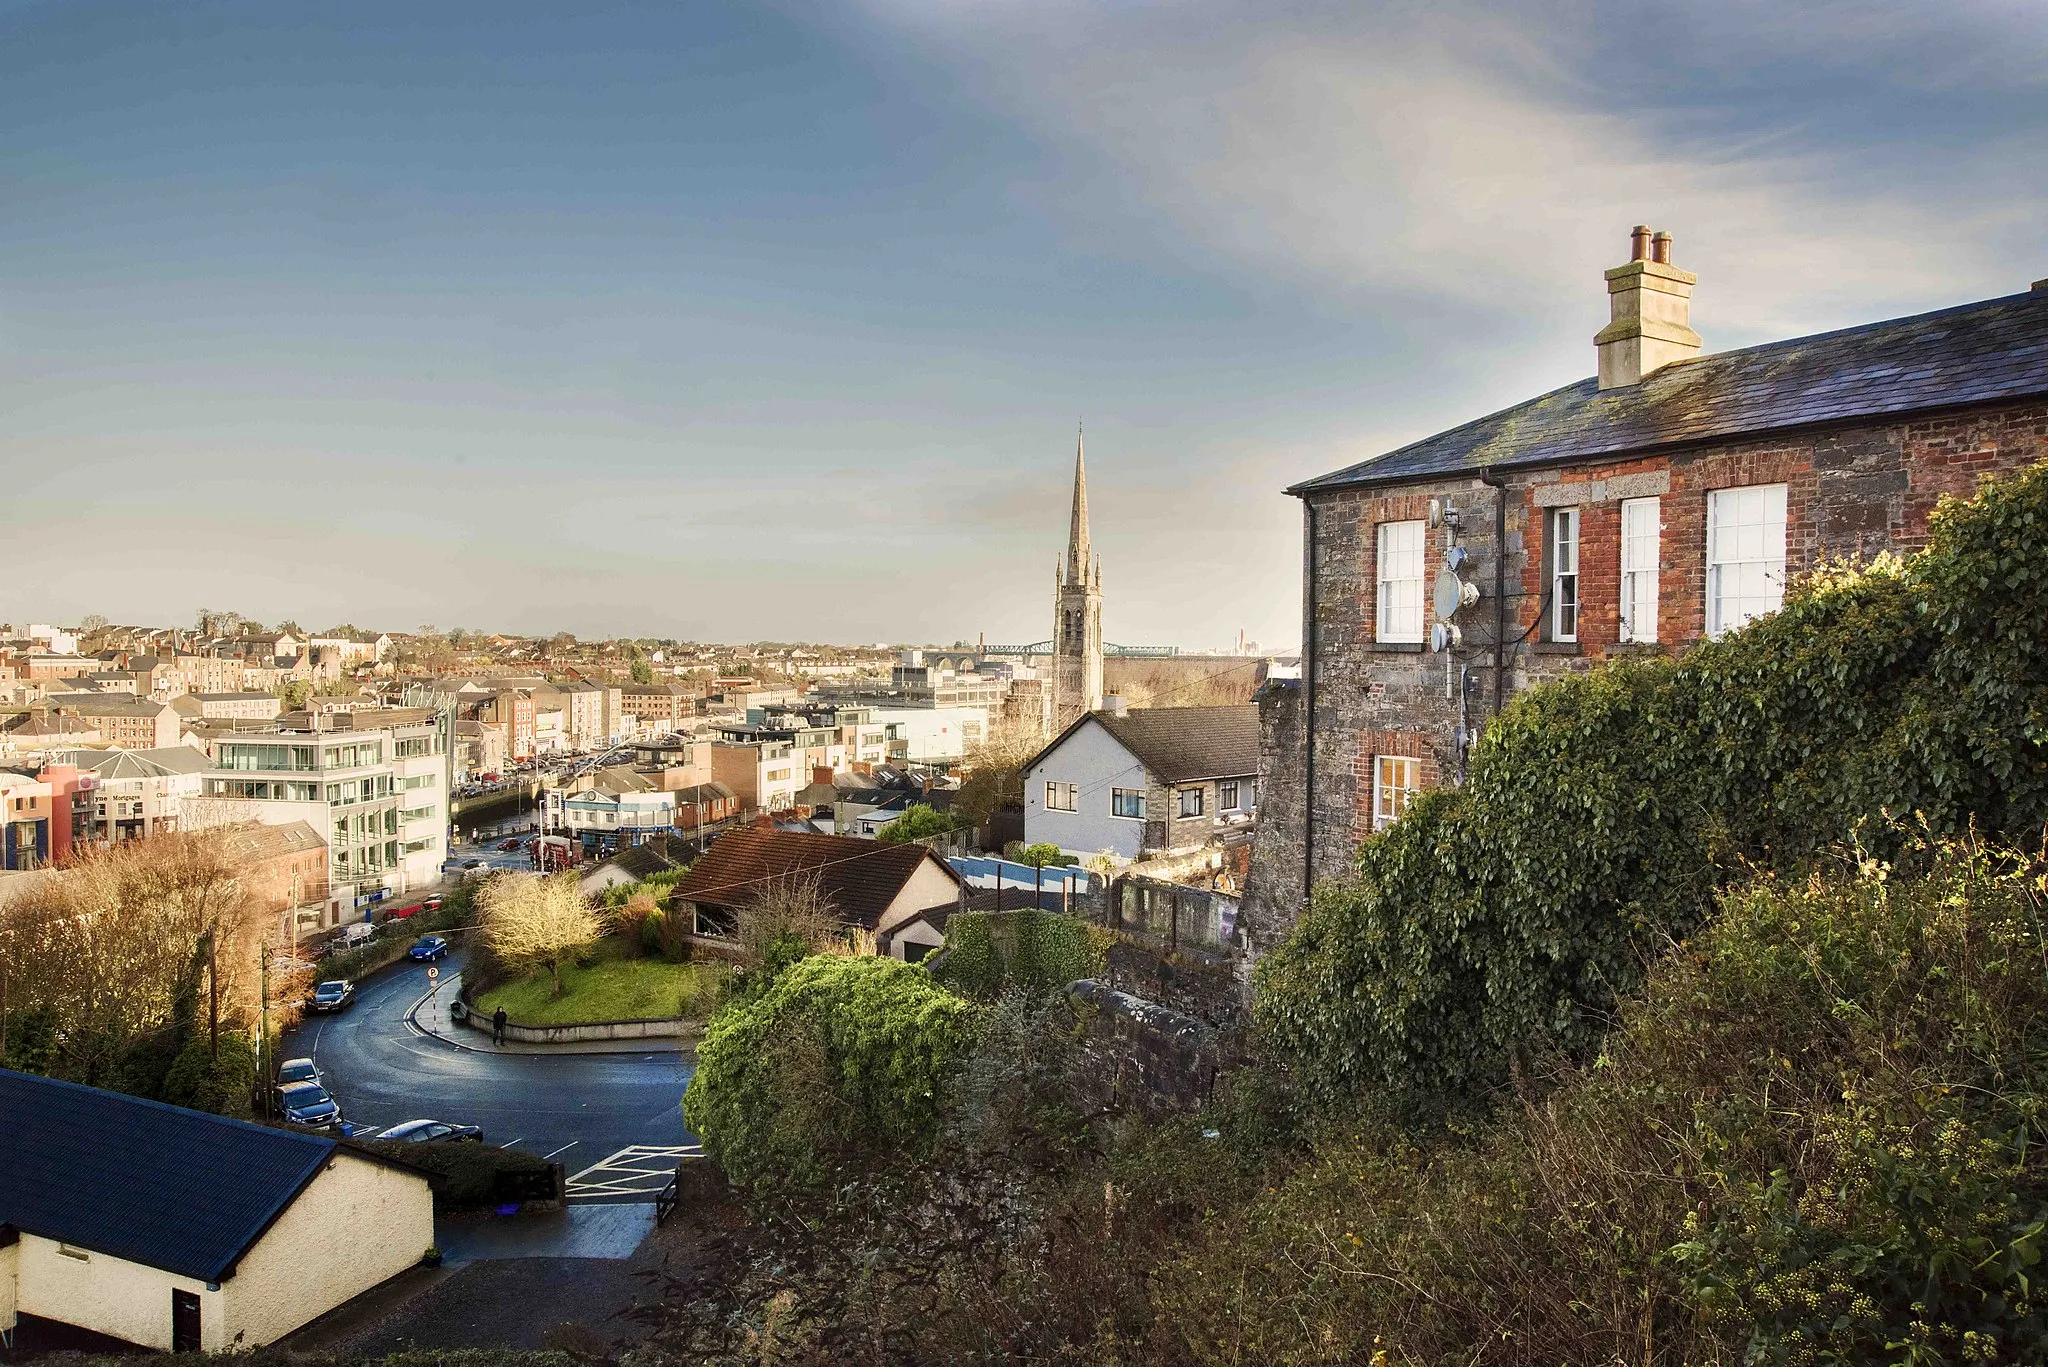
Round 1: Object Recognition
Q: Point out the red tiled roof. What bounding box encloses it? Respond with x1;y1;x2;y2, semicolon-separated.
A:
672;828;959;930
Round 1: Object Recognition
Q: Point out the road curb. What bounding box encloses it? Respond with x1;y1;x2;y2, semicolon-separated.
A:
407;972;688;1059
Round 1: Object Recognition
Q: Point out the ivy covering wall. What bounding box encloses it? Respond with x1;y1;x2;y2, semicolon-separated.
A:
1256;463;2048;1110
932;909;1112;1002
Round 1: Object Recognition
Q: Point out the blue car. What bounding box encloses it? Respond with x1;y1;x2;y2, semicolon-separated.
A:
408;936;449;962
277;1081;342;1128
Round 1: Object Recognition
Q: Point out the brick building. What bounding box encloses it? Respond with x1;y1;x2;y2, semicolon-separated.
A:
1244;230;2048;952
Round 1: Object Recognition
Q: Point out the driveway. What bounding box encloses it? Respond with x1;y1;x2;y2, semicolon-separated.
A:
286;946;695;1196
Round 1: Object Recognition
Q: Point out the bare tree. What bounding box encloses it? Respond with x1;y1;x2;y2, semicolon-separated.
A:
475;872;608;999
736;875;841;967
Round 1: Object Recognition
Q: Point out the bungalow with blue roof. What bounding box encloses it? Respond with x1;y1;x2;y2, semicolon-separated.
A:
0;1069;433;1353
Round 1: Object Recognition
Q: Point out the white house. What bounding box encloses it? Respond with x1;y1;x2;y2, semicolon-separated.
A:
0;1069;434;1353
1023;704;1260;863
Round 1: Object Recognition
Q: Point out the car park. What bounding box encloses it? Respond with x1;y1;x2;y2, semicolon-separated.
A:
275;1057;321;1087
407;935;450;962
307;979;356;1013
277;1081;342;1128
373;1119;484;1144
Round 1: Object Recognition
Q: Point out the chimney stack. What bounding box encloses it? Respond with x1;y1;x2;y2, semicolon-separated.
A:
1596;225;1700;389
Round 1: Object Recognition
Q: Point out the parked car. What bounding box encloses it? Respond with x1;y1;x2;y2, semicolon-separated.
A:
422;894;445;912
307;979;356;1013
275;1057;321;1087
498;838;523;851
373;1119;484;1144
277;1081;342;1128
462;858;485;869
339;922;376;948
408;935;449;962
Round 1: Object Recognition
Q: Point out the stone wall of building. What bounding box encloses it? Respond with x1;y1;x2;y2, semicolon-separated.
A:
1239;677;1305;966
1279;398;2048;926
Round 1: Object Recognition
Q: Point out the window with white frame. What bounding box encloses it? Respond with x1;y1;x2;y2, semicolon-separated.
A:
1375;520;1425;643
1373;755;1421;831
1550;507;1580;642
1111;788;1146;820
1044;780;1077;812
1218;780;1240;811
1707;484;1788;637
1178;787;1205;818
1619;496;1661;643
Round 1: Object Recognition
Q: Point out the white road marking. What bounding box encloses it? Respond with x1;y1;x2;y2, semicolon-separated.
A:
502;1136;527;1149
564;1144;703;1201
541;1140;581;1160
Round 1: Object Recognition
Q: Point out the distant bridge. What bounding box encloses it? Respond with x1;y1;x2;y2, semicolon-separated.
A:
977;642;1181;658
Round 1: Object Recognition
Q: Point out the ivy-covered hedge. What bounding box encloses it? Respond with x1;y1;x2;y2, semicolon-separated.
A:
1256;461;2048;1110
682;955;981;1193
932;910;1112;1001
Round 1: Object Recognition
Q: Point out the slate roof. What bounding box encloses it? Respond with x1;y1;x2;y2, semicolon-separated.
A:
1034;705;1260;784
1291;287;2048;494
597;834;694;882
674;827;960;928
0;1069;334;1282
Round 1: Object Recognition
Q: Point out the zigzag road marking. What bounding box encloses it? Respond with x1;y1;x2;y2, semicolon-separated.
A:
565;1143;704;1202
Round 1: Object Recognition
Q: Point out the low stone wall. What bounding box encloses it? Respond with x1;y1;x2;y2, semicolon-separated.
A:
1066;978;1235;1115
450;993;700;1046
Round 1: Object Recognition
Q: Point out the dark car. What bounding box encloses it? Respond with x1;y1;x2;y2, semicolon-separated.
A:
275;1057;321;1087
408;935;449;962
462;858;485;869
277;1081;342;1127
373;1119;483;1144
307;979;355;1013
498;838;523;851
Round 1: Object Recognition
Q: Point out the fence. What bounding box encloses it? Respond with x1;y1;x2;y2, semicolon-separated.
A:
1107;875;1240;958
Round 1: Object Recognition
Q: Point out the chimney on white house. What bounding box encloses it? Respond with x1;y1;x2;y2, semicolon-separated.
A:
1595;225;1701;389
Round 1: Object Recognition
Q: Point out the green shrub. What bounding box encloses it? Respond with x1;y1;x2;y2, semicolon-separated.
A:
1257;463;2048;1112
161;1033;257;1117
932;910;1111;1001
877;804;959;845
684;955;981;1193
1156;839;2048;1366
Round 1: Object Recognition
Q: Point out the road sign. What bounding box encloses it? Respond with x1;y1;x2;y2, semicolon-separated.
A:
427;966;440;982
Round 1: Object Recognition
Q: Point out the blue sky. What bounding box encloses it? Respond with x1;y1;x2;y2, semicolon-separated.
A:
3;0;2044;648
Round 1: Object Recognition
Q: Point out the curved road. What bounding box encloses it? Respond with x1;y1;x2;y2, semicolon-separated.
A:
285;947;694;1198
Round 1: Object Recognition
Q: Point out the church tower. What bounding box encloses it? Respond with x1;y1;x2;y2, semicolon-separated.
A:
1052;426;1104;729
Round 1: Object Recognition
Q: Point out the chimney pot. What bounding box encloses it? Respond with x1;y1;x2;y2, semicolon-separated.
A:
1630;224;1653;261
1651;230;1673;265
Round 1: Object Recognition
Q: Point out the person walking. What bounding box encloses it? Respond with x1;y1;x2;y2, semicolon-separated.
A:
492;1006;507;1046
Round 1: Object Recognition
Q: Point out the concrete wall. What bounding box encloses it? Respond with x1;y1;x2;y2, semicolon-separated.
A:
222;1151;433;1349
14;1232;219;1351
0;1239;16;1332
1024;718;1148;861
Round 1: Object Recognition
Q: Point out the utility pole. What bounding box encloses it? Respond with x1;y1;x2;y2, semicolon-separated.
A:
258;944;270;1118
206;930;220;1063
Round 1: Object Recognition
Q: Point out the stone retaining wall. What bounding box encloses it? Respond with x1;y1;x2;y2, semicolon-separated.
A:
450;992;700;1046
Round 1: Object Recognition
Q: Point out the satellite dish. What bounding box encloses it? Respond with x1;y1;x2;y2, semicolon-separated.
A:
1427;498;1444;528
1430;622;1463;653
1446;545;1469;572
1433;569;1466;620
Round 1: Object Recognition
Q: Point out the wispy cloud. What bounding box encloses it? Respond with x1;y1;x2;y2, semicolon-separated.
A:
856;0;2048;344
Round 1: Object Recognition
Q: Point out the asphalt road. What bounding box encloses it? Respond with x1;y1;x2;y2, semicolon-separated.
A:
286;946;695;1198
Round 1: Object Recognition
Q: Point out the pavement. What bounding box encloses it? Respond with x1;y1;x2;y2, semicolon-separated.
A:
408;970;689;1056
284;944;697;1198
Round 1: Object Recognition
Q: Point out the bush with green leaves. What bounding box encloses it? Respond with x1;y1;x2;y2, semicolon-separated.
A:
1152;837;2048;1367
683;954;981;1193
1257;462;2048;1111
162;1032;257;1116
877;803;959;844
932;910;1111;1001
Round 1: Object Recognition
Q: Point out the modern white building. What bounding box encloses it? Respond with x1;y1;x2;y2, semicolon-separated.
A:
0;1070;433;1353
197;707;450;912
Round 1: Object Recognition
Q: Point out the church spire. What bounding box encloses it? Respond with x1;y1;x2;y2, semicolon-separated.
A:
1065;423;1090;586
